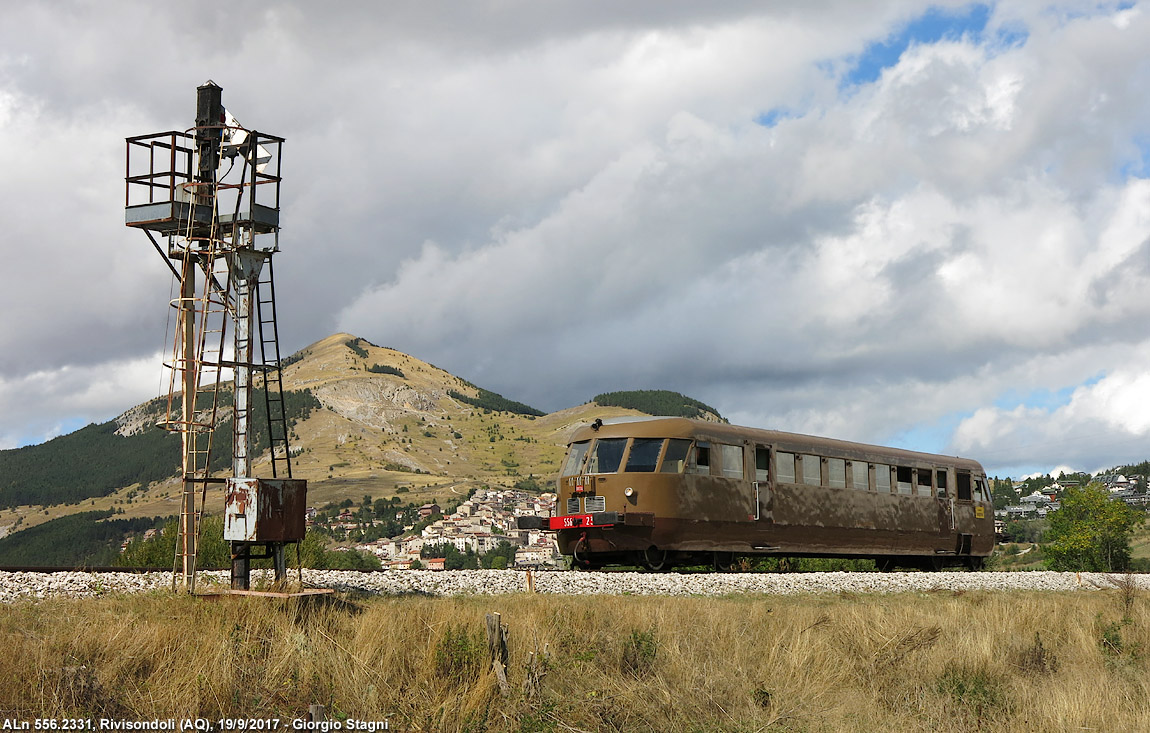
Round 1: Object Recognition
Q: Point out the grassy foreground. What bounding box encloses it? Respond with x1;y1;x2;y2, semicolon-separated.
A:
1;587;1148;732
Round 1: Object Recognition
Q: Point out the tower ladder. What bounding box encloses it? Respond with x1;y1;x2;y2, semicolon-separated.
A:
256;257;293;478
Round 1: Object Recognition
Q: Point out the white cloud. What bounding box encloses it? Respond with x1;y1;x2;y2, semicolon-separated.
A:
951;349;1150;474
0;353;163;449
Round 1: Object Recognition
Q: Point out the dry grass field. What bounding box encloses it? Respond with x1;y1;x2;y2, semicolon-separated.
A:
2;586;1148;732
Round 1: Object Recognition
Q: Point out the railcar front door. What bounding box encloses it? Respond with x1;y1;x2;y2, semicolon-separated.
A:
753;444;771;522
936;468;955;545
952;471;979;556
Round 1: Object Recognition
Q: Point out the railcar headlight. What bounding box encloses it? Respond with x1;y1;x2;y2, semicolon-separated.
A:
624;487;634;497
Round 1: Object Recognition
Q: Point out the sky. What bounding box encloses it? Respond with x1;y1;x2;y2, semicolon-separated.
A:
1;1;1149;480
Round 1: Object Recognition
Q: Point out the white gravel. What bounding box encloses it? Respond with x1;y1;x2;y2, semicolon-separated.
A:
1;569;1148;601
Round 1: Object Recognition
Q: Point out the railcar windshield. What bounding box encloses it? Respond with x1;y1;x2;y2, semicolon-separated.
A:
625;438;663;472
561;440;591;477
661;438;691;473
587;438;628;474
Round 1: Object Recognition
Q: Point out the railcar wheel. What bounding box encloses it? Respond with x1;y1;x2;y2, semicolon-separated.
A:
712;552;736;572
966;556;986;571
642;546;670;572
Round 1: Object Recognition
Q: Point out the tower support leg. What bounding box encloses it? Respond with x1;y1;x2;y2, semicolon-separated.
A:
273;543;287;583
231;541;250;590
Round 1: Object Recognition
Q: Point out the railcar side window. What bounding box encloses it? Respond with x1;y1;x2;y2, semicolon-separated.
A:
776;452;796;483
828;458;846;488
956;472;972;501
562;441;591;477
718;444;744;479
875;464;892;492
625;438;664;472
974;477;986;502
755;447;770;481
896;466;913;495
587;438;627;474
915;469;932;497
660;439;691;473
851;461;869;490
801;455;821;486
687;442;711;475
936;469;948;498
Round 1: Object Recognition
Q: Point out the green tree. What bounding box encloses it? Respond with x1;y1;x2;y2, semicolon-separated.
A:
991;477;1016;510
480;540;515;569
1044;483;1141;571
373;498;390;517
292;529;329;569
117;515;230;569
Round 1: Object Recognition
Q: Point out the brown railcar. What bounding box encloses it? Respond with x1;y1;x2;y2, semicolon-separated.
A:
521;417;994;571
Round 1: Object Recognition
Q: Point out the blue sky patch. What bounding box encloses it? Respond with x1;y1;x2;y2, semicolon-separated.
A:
1054;0;1136;24
842;3;994;88
754;107;796;128
1119;135;1150;178
887;410;973;455
15;416;89;448
992;373;1104;412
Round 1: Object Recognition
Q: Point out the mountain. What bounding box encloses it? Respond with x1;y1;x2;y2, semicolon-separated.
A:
0;333;723;538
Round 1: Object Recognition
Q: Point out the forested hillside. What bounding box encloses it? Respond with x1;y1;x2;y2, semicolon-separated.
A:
0;388;320;509
0;510;162;566
448;383;544;416
0;421;179;509
593;390;724;420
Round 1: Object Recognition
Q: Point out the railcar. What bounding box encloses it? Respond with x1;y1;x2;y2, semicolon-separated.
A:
519;417;994;571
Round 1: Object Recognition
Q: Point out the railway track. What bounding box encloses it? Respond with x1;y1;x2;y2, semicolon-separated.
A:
1;567;1146;602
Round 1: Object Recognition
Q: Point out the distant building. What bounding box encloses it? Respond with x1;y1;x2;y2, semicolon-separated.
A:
515;546;558;567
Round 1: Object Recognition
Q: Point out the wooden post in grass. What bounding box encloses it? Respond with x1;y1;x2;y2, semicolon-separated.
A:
485;612;511;696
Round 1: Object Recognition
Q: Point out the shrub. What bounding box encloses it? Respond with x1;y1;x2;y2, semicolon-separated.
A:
936;664;1009;721
621;628;658;678
346;338;369;359
367;364;404;377
435;625;483;683
448;387;544;417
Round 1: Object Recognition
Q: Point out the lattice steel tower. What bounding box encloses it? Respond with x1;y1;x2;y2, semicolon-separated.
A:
125;81;306;593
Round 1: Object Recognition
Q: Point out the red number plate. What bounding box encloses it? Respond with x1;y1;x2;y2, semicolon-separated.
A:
549;514;596;530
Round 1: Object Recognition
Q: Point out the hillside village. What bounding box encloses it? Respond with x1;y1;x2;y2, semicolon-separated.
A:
312;487;562;569
995;473;1149;521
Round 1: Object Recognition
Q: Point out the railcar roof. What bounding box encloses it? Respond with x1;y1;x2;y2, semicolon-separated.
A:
568;416;985;471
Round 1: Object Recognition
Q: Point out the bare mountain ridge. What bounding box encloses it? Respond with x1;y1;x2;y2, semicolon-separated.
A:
279;333;661;486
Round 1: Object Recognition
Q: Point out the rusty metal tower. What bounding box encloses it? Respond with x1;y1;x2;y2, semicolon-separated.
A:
125;81;306;592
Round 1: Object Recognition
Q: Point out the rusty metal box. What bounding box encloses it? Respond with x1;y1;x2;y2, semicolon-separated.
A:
224;478;308;542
